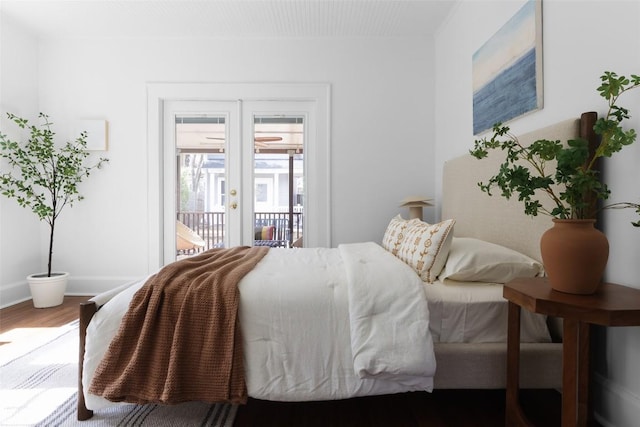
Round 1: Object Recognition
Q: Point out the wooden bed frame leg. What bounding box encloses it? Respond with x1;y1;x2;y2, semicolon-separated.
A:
78;301;97;421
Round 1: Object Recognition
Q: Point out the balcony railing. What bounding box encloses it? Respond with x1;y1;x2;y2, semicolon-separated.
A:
177;211;303;252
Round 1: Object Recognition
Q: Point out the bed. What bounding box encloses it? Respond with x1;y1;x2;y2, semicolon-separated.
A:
77;113;597;421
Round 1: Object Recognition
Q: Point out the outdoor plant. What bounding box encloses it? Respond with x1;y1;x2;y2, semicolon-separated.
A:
0;112;109;276
470;71;640;223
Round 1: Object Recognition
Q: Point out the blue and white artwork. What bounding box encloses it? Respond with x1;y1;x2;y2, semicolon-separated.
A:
472;0;543;135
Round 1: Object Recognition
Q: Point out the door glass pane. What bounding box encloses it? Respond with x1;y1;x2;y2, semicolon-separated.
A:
175;115;226;256
253;116;304;248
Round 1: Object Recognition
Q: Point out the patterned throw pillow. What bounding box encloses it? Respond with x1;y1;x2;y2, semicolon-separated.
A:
381;215;416;256
396;219;456;283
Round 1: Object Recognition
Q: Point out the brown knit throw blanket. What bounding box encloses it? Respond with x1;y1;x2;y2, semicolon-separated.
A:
89;246;269;405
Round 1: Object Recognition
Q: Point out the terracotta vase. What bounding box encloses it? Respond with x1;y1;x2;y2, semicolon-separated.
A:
540;219;609;295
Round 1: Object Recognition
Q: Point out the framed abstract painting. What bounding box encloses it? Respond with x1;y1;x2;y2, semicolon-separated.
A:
472;0;543;135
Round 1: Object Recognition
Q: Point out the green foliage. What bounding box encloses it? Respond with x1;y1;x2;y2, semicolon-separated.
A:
470;71;639;221
0;113;109;276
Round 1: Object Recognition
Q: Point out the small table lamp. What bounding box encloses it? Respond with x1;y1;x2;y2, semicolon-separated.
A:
399;196;433;220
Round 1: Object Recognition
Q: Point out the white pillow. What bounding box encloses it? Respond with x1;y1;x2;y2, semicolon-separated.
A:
395;219;455;283
381;214;417;256
439;237;544;283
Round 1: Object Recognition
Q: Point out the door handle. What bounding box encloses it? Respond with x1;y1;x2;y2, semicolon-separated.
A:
230;201;238;210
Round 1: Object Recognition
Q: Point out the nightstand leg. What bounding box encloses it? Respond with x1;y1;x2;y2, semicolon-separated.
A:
577;322;590;426
563;318;590;427
506;301;532;426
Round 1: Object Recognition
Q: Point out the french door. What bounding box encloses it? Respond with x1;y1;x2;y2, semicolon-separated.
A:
240;101;310;249
163;99;313;263
165;100;239;262
148;82;330;270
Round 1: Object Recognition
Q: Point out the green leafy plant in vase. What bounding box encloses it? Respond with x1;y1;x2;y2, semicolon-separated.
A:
0;113;108;306
469;71;640;294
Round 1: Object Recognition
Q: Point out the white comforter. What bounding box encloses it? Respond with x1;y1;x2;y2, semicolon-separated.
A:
83;243;436;410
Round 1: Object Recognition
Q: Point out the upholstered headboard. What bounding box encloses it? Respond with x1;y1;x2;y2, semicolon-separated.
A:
441;114;596;263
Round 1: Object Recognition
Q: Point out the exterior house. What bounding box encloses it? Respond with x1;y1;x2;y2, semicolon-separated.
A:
1;1;639;425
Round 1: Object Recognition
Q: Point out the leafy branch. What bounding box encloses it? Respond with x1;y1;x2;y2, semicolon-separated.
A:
0;113;109;276
604;202;640;227
470;71;639;222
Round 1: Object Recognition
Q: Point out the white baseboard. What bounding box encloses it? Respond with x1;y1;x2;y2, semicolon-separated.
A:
0;280;31;309
592;372;640;427
66;276;142;296
1;276;142;308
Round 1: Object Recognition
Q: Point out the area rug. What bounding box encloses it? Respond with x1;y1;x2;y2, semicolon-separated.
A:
0;320;237;426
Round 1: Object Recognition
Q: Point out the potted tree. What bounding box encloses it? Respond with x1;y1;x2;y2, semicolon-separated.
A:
470;71;640;294
0;113;108;307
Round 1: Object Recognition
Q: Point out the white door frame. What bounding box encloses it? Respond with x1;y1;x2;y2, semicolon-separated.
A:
147;83;331;271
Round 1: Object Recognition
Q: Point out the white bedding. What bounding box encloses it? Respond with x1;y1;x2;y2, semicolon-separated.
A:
340;243;435;381
83;243;551;409
424;279;551;344
84;243;437;409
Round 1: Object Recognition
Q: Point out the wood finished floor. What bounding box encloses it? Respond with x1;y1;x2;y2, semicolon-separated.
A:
1;296;561;426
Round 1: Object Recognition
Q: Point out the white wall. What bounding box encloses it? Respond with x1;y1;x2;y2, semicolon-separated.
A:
434;1;640;426
0;12;40;306
0;33;436;301
2;1;639;423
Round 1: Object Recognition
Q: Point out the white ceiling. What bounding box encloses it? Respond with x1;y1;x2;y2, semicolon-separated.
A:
1;0;458;39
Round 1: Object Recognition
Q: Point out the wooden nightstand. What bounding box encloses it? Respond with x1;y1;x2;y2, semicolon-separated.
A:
503;277;640;427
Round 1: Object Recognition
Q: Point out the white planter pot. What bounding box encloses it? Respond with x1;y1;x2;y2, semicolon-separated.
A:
27;272;69;308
